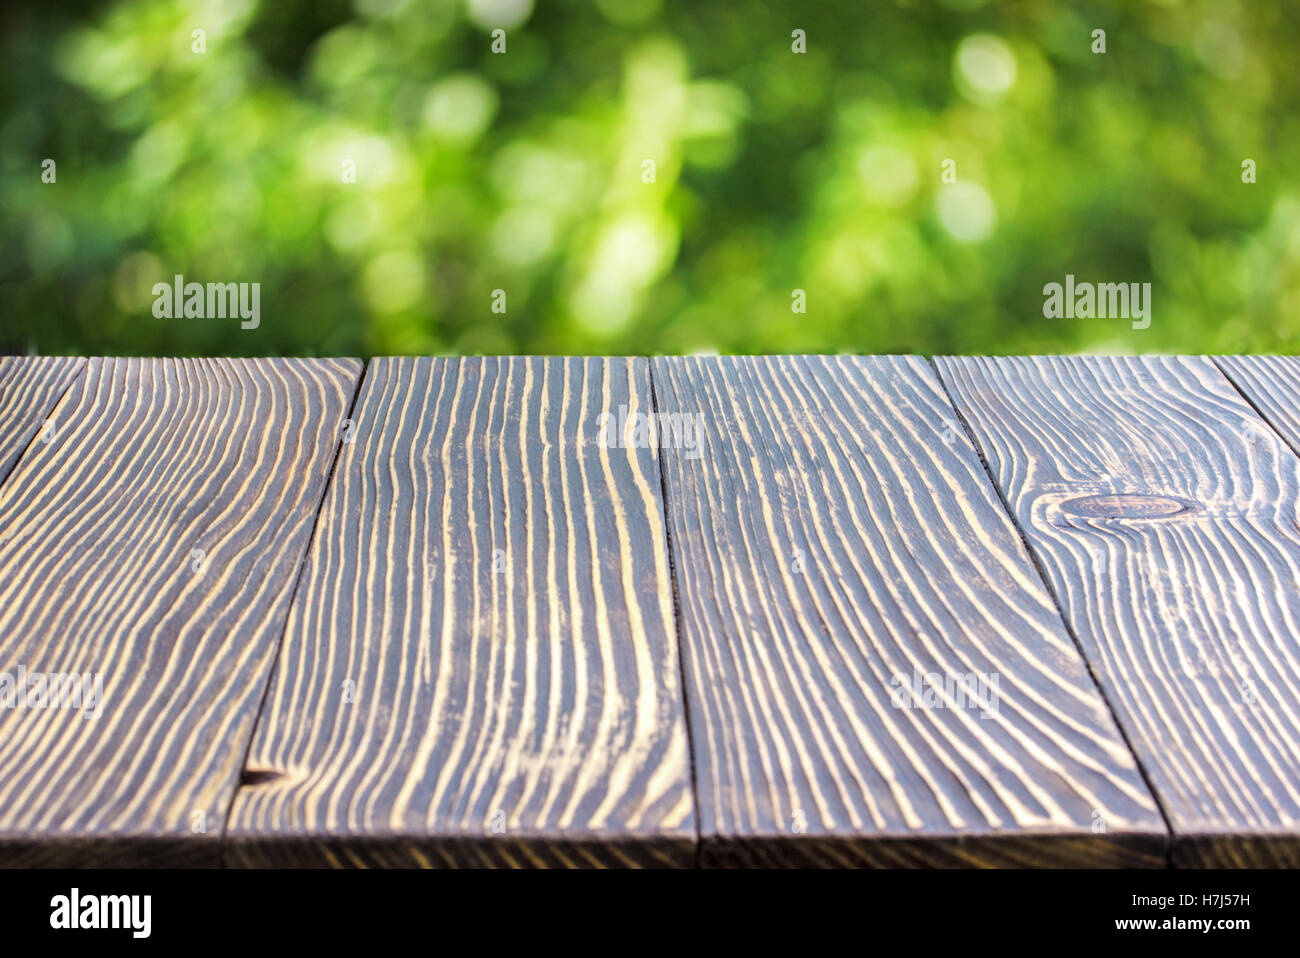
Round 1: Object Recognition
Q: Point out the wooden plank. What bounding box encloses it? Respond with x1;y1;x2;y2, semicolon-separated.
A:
1217;355;1300;457
0;357;360;867
0;356;85;484
652;355;1165;867
938;355;1300;867
226;357;695;867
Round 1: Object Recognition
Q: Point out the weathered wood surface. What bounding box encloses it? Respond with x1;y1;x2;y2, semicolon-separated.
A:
0;357;359;867
10;352;1300;869
938;355;1300;867
226;357;695;867
652;355;1165;867
1217;355;1300;457
0;356;85;484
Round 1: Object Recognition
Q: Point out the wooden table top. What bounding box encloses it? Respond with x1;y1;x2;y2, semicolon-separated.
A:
1;354;1298;868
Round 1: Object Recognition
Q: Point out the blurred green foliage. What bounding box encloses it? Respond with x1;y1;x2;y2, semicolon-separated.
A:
1;0;1296;357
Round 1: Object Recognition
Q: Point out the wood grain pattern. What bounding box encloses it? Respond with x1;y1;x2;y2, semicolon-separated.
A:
1217;355;1300;457
652;355;1165;867
0;357;360;867
938;355;1300;867
226;357;695;867
0;356;85;485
